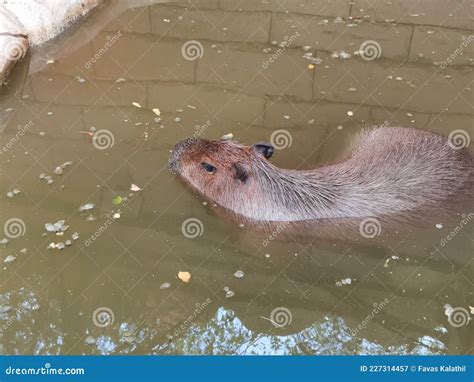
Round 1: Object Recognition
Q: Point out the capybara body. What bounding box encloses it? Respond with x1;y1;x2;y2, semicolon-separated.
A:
169;127;473;222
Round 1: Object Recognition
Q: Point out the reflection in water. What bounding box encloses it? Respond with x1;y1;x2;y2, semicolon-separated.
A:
0;0;472;356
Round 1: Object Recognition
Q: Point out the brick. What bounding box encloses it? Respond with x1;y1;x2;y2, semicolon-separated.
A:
351;0;474;30
409;27;474;67
151;6;271;43
91;33;195;81
367;62;473;114
148;81;265;135
270;13;412;60
370;107;431;129
219;0;350;18
312;52;372;104
196;42;313;100
313;54;473;114
29;73;147;107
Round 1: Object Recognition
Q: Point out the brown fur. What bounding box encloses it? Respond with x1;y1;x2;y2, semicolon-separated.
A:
169;127;473;222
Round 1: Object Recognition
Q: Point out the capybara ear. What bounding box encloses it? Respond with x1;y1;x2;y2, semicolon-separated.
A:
233;163;249;183
253;142;274;159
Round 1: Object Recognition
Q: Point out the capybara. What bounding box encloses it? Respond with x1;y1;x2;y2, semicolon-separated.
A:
169;127;473;222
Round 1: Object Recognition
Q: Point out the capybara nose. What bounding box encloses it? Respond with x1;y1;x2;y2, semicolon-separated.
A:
169;137;198;174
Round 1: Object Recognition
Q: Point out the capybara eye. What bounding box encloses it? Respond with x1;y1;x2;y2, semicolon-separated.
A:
201;162;217;174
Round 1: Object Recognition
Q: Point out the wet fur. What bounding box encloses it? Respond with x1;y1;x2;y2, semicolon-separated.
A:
170;127;473;222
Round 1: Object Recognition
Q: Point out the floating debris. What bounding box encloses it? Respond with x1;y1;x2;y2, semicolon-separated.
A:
434;326;448;334
233;270;245;278
159;282;171;290
435;223;443;229
347;111;354;116
152;108;161;117
79;203;95;212
65;240;73;246
85;336;96;345
178;271;191;283
45;220;68;233
221;133;234;140
20;248;28;254
0;238;9;245
115;78;126;83
130;184;141;192
112;196;123;205
336;277;352;287
72;232;80;241
132;102;142;108
348;87;357;92
4;255;16;263
331;50;351;59
112;213;120;219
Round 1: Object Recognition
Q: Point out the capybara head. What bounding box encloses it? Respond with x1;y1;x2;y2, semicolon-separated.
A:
169;137;274;209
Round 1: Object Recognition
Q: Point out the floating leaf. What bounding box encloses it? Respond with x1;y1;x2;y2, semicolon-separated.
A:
112;196;123;205
178;271;191;283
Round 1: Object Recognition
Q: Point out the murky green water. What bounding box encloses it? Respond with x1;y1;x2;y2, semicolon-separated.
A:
0;1;472;355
